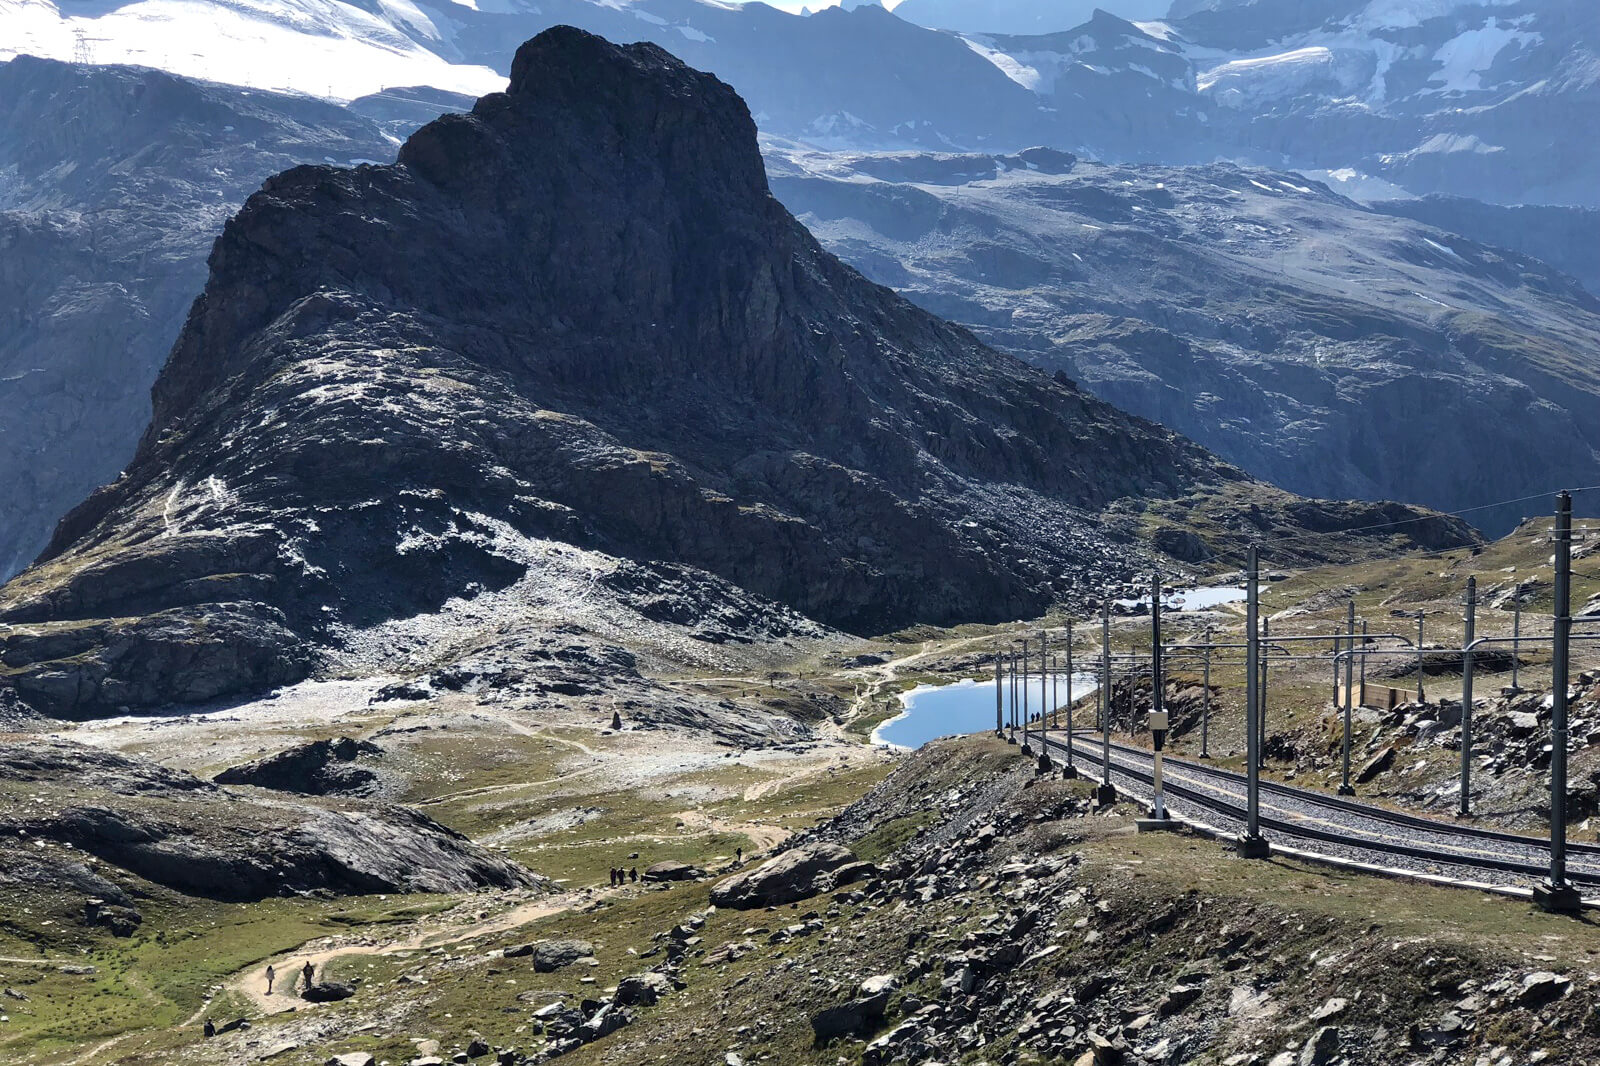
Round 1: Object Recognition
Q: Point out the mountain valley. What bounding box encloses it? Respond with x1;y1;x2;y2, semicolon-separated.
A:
2;8;1600;1066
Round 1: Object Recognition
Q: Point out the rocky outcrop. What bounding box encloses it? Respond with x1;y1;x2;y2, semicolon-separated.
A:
215;737;383;796
1;604;313;720
642;861;704;884
709;842;867;908
0;29;1469;721
0;738;538;901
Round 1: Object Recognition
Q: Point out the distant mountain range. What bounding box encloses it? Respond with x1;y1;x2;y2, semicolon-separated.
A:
768;144;1600;536
5;0;1598;208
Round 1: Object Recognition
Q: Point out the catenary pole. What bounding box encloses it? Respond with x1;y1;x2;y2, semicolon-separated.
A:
1536;492;1580;912
1340;600;1356;795
1417;612;1426;704
1066;622;1078;776
1258;617;1270;767
1238;546;1269;857
1035;630;1048;764
1097;597;1115;804
1151;572;1163;748
994;653;1003;736
1512;597;1522;692
1021;638;1031;752
1360;618;1368;696
1459;576;1476;817
1008;650;1017;740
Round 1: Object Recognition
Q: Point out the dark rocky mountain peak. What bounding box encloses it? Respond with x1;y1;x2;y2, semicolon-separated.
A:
0;28;1466;719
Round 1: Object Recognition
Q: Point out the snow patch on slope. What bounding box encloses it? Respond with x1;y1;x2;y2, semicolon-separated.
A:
0;0;504;101
1198;46;1346;105
960;34;1041;91
1428;19;1539;93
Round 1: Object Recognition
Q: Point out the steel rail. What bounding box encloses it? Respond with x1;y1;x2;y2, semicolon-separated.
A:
1040;732;1600;885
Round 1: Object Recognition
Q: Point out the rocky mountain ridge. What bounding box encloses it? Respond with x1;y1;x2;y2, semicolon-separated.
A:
0;28;1468;721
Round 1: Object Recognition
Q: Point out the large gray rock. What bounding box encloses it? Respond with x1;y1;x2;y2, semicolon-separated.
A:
614;971;673;1007
1517;971;1571;1009
301;982;355;1003
531;940;596;973
215;737;383;796
642;861;704;883
710;843;866;909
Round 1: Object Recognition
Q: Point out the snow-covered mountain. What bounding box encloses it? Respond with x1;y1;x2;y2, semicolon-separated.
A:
2;0;1067;149
0;0;503;100
890;0;1169;36
958;0;1600;207
3;0;1597;205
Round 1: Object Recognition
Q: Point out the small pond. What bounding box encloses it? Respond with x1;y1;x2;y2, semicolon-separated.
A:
1115;586;1246;612
873;673;1099;750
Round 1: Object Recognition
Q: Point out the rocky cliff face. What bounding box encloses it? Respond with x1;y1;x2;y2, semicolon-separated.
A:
772;148;1600;535
0;56;395;581
0;29;1468;720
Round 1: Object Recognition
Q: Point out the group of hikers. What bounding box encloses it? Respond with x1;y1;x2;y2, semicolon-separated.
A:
261;959;316;996
606;847;744;887
204;960;317;1037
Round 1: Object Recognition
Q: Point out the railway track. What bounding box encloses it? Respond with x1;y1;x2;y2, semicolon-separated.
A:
1034;729;1600;894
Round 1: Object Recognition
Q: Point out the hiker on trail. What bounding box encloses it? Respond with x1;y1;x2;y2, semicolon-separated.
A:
609;868;618;887
265;964;276;996
629;867;638;883
736;846;743;864
301;960;315;991
203;1019;216;1039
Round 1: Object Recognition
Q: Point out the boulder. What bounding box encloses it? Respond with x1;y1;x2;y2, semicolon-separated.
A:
710;843;866;908
84;898;143;937
532;939;596;973
327;1055;375;1066
578;1003;633;1040
1517;971;1571;1008
215;737;383;796
614;971;673;1007
302;982;356;1003
1355;747;1395;784
643;861;704;883
1299;1026;1339;1066
1508;712;1541;738
811;990;890;1044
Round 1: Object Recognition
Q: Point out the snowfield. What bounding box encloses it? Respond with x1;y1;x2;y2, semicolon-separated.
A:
0;0;504;100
